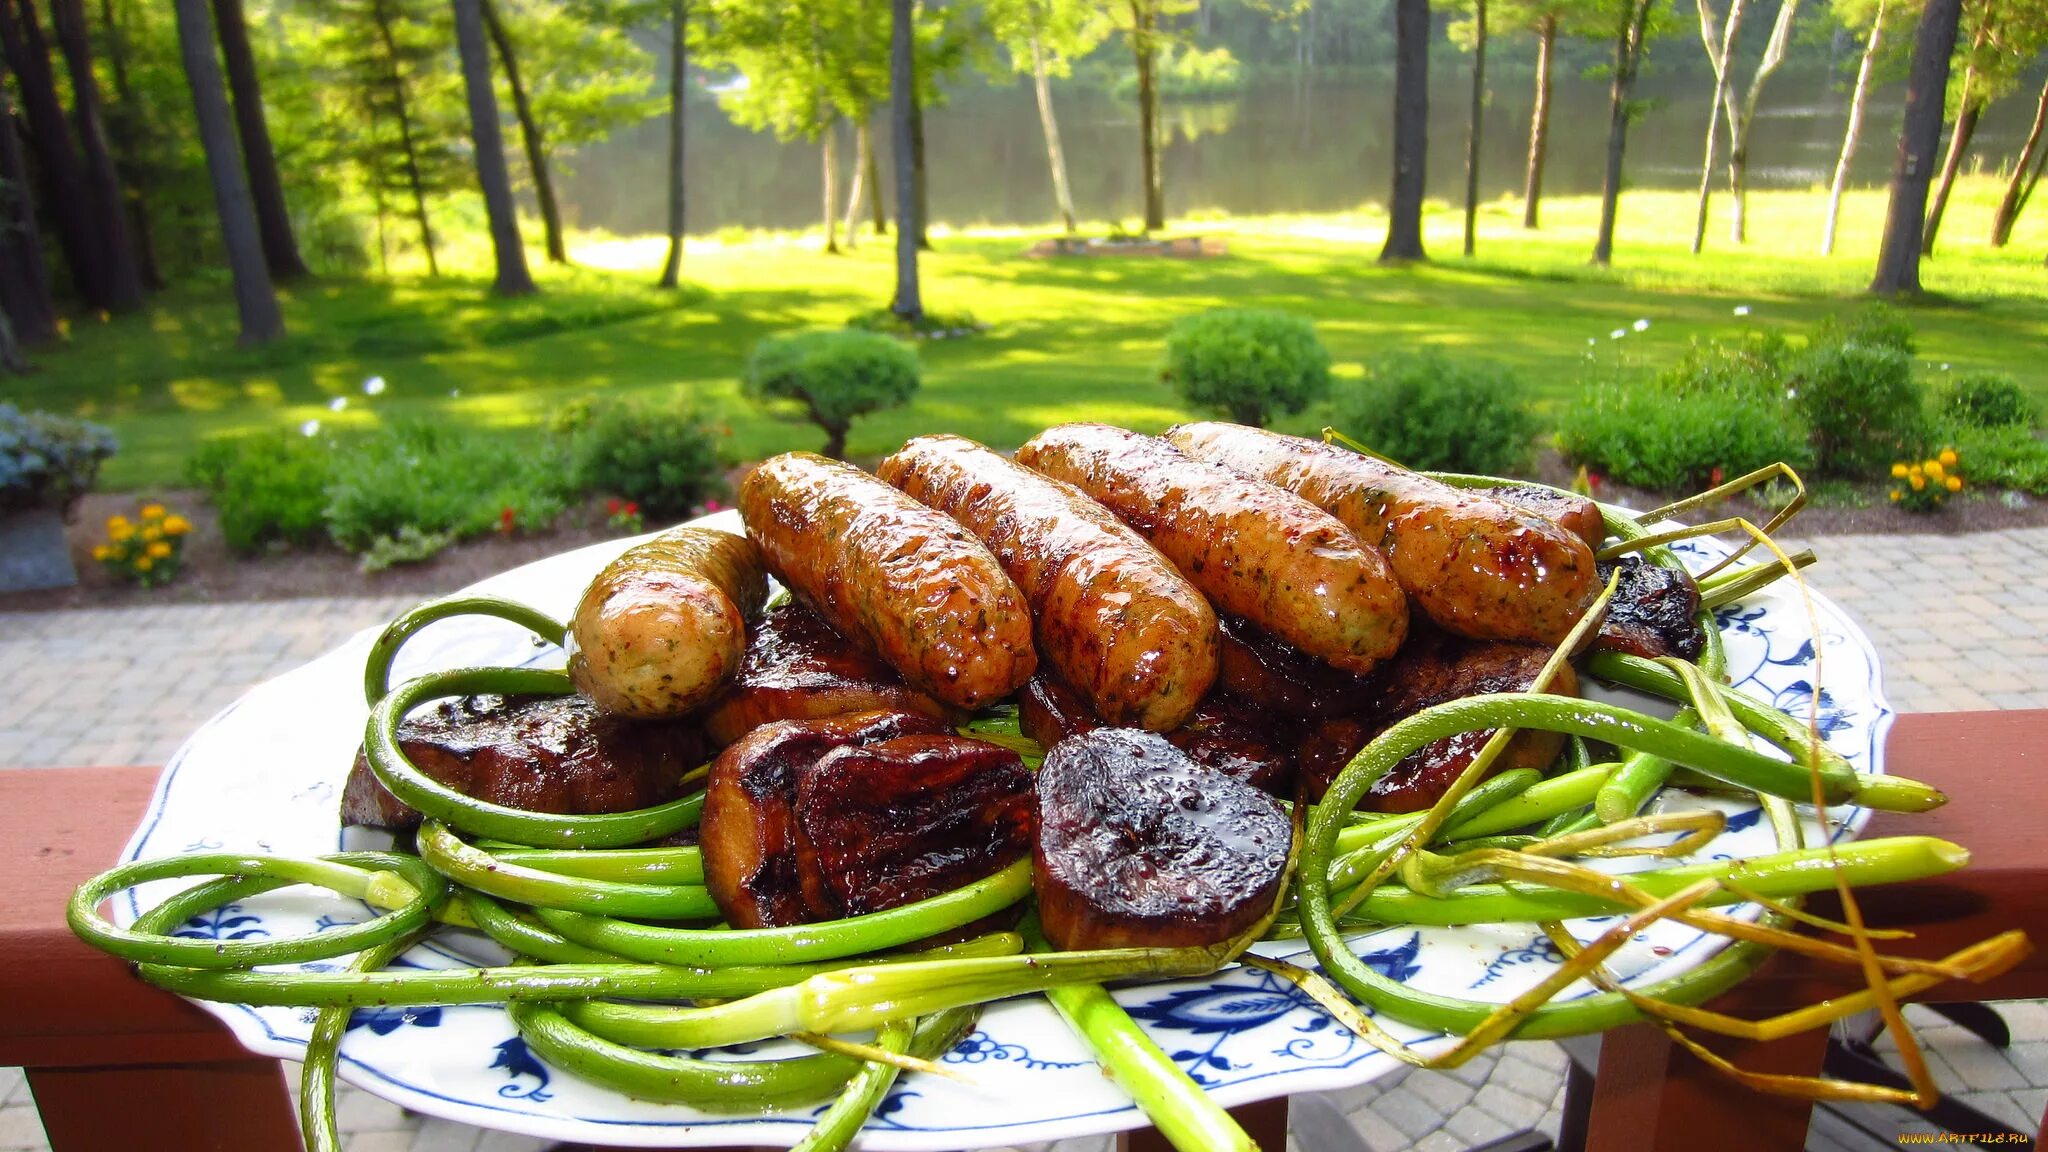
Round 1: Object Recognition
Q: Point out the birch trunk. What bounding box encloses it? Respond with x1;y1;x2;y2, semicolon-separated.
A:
1520;14;1554;229
1822;0;1886;256
1691;0;1744;254
1030;35;1078;233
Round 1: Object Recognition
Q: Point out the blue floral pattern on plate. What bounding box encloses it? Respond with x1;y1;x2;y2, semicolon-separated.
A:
116;511;1892;1150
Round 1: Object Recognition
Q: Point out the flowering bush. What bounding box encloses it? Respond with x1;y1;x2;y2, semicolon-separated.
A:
94;503;191;587
605;498;645;535
1889;448;1963;513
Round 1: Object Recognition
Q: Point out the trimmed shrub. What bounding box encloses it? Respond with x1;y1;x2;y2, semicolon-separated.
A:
744;330;920;459
324;423;573;553
1558;378;1813;492
1660;332;1793;402
1;403;116;514
1330;349;1537;475
1163;309;1331;428
570;398;730;518
1790;341;1924;477
1942;422;2048;494
1814;301;1916;357
185;435;335;553
1941;372;2037;430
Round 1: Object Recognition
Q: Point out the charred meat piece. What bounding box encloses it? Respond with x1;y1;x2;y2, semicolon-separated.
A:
796;735;1035;917
341;694;706;832
1019;672;1102;750
1299;632;1575;811
1594;556;1707;661
1036;729;1292;951
699;710;949;928
1485;483;1607;548
1215;615;1377;720
1164;697;1296;796
702;599;956;747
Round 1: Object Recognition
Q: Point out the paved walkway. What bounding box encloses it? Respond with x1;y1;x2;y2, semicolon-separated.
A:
4;526;2045;1152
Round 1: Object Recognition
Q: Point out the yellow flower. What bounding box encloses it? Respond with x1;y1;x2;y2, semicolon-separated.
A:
107;515;129;531
91;544;113;561
1910;474;1927;491
1939;448;1958;467
109;522;134;541
1907;465;1924;480
141;503;166;519
1946;475;1963;492
1890;463;1909;479
163;515;191;536
147;540;172;559
142;525;163;542
136;556;154;572
1889;489;1902;503
1924;460;1944;479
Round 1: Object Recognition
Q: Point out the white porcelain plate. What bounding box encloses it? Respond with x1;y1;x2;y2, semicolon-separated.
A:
116;510;1892;1149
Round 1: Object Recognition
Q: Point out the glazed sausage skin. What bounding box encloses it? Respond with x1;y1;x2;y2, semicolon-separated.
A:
567;527;767;718
739;452;1037;710
1165;423;1598;646
1016;424;1406;675
878;434;1218;731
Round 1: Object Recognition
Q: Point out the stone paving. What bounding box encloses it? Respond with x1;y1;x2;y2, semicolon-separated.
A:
3;526;2045;1152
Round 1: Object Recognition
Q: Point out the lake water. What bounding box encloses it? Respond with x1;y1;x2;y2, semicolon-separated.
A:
557;68;2039;236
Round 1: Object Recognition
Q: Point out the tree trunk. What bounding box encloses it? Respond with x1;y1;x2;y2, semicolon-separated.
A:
480;0;565;266
0;95;57;345
843;117;868;250
211;0;307;280
49;0;144;311
96;0;162;290
0;306;26;373
822;118;840;254
1921;62;1980;257
172;0;283;342
1130;0;1163;232
1030;34;1077;233
0;0;109;309
1988;73;2048;248
889;0;920;321
865;114;886;234
1725;0;1800;244
369;0;438;276
1461;0;1486;256
452;0;535;296
1591;0;1653;266
910;91;929;248
1822;0;1885;256
1380;0;1428;262
1520;13;1554;229
658;0;685;287
1870;0;1961;295
1690;0;1743;254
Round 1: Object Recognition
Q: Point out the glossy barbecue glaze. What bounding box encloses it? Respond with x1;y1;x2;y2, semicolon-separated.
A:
1215;614;1378;720
341;694;706;831
1035;729;1292;951
879;434;1219;731
1485;483;1607;548
701;598;956;747
740;453;1038;710
1019;672;1295;796
1165;423;1599;646
1594;556;1708;661
567;527;767;718
1016;424;1407;675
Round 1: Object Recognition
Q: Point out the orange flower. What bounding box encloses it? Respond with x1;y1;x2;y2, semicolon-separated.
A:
147;541;173;559
163;515;192;536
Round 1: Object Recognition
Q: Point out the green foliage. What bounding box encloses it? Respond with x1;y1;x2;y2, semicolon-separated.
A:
1789;341;1924;477
743;330;921;457
846;307;986;338
1162;308;1330;428
0;404;117;514
489;0;661;168
184;436;335;553
357;524;459;572
1659;331;1793;401
1330;350;1537;474
324;423;574;552
985;0;1112;76
1114;44;1244;98
1812;300;1916;356
1940;423;2048;495
1557;377;1813;491
568;397;731;517
1941;372;2038;430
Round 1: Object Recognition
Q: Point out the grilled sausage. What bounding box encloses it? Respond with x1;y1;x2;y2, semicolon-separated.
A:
739;452;1037;710
1485;483;1607;548
878;434;1219;730
1164;422;1599;646
567;527;767;718
1016;424;1406;675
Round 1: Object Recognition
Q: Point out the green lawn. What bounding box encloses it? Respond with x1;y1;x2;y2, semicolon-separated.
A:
10;177;2046;491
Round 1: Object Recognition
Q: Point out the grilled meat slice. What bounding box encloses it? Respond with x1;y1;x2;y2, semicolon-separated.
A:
1164;696;1296;796
341;694;706;832
1035;729;1292;951
796;735;1034;917
1019;672;1101;750
1594;556;1708;661
1215;614;1377;720
1299;632;1575;811
702;599;956;747
699;710;949;929
1485;483;1607;548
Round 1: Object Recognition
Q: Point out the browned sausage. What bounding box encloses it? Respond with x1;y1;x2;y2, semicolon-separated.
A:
1015;423;1406;675
878;434;1218;731
1165;422;1599;646
739;452;1037;710
566;527;767;718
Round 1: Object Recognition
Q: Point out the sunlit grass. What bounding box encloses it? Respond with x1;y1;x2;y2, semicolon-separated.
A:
7;177;2043;490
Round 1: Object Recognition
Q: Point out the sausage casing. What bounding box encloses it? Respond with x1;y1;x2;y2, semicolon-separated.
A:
567;526;767;718
739;452;1037;709
878;434;1218;730
1165;422;1599;645
1015;423;1406;675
